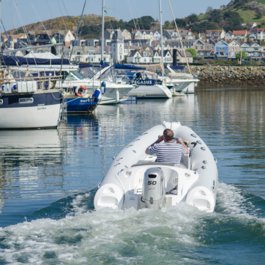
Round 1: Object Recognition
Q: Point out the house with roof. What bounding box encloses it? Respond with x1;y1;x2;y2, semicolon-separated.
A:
255;28;265;41
74;46;111;64
64;30;75;48
126;49;152;64
104;29;114;40
223;31;234;42
232;30;248;42
205;30;223;42
121;29;132;41
176;49;193;64
247;43;262;59
164;29;179;40
228;40;241;59
85;39;100;47
152;50;161;64
214;40;229;58
133;30;152;41
240;42;250;54
192;39;214;58
163;49;173;64
152;31;161;41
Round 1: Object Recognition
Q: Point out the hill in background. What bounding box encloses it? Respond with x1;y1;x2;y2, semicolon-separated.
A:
9;0;265;38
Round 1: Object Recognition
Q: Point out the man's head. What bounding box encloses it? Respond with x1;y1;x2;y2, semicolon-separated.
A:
163;128;174;141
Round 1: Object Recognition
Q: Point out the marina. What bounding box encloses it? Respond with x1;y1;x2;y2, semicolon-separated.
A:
0;0;265;263
0;86;265;264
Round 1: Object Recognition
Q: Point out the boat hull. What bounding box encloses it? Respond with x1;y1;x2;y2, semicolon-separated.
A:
0;90;63;129
172;80;198;94
64;97;97;114
128;84;172;99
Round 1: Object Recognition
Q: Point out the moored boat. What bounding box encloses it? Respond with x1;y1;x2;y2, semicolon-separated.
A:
0;69;63;129
63;94;98;114
94;121;218;212
127;71;172;99
62;85;102;114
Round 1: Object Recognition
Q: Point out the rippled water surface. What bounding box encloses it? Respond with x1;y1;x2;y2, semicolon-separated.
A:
0;87;265;265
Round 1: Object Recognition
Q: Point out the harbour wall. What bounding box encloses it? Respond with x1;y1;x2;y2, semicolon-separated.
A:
190;65;265;87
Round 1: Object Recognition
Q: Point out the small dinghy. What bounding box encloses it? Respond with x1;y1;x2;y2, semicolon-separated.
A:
94;121;218;212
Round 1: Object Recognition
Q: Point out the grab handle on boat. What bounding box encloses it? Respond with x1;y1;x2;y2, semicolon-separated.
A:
191;141;198;148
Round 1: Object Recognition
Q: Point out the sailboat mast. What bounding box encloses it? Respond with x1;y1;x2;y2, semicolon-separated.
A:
101;0;105;64
159;0;164;77
0;0;2;68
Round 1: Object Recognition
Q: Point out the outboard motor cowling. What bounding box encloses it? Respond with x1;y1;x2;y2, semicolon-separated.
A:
142;167;165;209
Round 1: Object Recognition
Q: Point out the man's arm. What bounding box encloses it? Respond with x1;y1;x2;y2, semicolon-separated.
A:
177;138;189;155
145;135;164;154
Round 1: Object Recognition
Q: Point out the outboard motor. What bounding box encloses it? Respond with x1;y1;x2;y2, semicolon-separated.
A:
142;167;165;209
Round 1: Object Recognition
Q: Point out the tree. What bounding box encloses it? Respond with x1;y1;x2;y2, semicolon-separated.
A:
174;18;187;28
221;11;243;31
191;21;219;32
186;48;197;58
236;51;247;63
137;16;155;30
185;14;198;25
163;20;174;29
207;9;223;23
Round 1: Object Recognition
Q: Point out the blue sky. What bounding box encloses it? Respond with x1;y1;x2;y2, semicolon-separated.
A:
1;0;230;30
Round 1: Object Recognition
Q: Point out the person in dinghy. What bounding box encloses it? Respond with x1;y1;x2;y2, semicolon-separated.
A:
145;128;188;164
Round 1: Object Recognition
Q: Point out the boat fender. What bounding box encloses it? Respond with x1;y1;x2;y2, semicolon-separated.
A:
12;83;17;92
92;87;102;103
142;167;165;209
101;81;106;94
75;85;87;97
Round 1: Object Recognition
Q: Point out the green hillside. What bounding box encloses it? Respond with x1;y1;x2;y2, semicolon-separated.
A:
9;0;265;37
171;0;265;32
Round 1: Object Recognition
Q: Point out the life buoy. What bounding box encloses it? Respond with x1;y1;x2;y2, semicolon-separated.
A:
75;85;88;97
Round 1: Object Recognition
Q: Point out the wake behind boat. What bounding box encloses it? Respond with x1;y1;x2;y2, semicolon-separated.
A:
94;121;218;212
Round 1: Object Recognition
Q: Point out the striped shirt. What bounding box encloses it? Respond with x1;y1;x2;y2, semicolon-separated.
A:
147;141;184;164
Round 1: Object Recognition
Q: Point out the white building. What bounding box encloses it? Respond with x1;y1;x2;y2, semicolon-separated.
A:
111;29;125;63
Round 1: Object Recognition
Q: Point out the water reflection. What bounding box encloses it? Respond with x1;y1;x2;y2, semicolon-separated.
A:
196;89;265;144
0;129;63;215
196;89;265;197
60;113;100;148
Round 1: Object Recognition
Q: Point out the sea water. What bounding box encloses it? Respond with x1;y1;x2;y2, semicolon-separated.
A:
0;87;265;264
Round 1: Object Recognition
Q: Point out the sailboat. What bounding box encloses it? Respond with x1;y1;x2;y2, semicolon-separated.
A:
161;0;199;94
0;0;64;128
126;0;173;99
0;65;63;129
91;0;135;105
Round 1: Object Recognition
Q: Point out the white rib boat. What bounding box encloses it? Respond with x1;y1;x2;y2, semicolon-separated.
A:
94;121;218;212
